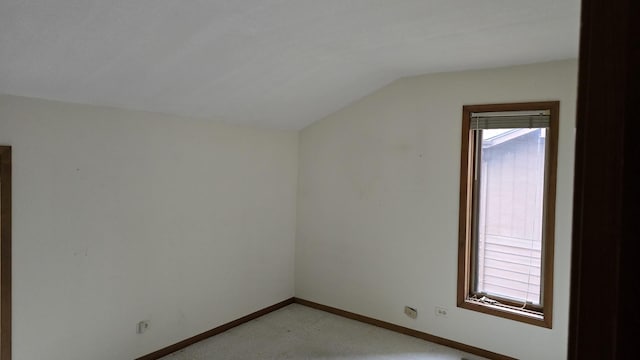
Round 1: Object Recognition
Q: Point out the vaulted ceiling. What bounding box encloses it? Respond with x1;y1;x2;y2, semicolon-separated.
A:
0;1;580;129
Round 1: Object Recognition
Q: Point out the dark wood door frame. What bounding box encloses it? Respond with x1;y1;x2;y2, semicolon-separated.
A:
0;146;11;360
569;0;639;358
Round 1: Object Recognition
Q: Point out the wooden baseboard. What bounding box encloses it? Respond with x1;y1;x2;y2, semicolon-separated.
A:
136;296;514;360
294;298;516;360
135;297;295;360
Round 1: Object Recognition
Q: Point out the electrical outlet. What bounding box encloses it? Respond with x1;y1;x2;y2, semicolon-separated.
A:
404;306;418;319
435;306;448;317
137;320;149;334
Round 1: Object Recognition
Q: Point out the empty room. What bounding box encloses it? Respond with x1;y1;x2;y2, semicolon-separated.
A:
3;1;635;360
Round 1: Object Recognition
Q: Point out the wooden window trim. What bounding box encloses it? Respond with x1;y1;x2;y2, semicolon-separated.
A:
457;101;559;328
0;146;11;359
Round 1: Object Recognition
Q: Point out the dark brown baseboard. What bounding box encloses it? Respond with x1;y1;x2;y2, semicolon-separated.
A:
136;297;295;360
294;298;516;360
136;296;514;360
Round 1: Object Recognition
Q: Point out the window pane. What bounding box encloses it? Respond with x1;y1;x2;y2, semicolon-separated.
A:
474;128;546;305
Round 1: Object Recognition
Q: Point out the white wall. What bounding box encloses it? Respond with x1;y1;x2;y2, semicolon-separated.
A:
296;60;577;360
0;60;577;360
0;95;298;360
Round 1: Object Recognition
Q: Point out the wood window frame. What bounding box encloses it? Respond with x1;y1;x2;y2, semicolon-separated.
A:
0;146;11;360
457;101;559;328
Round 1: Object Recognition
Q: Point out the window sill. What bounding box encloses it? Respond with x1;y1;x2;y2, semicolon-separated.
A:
458;298;552;328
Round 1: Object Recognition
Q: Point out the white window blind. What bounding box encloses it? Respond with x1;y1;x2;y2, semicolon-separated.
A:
471;110;550;129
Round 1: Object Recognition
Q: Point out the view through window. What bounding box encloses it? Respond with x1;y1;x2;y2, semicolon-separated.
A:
475;128;545;305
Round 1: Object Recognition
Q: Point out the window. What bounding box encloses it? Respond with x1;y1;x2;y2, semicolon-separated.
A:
457;102;558;328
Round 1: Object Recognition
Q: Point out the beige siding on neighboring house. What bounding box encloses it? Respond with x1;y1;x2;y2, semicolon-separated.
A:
476;129;545;304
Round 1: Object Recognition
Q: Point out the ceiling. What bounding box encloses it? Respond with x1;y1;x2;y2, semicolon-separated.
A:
0;1;580;130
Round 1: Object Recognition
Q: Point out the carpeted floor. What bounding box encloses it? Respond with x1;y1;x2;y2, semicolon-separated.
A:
161;304;488;360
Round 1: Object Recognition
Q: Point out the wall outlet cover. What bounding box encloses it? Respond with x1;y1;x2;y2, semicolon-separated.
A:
137;320;149;334
435;306;448;317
